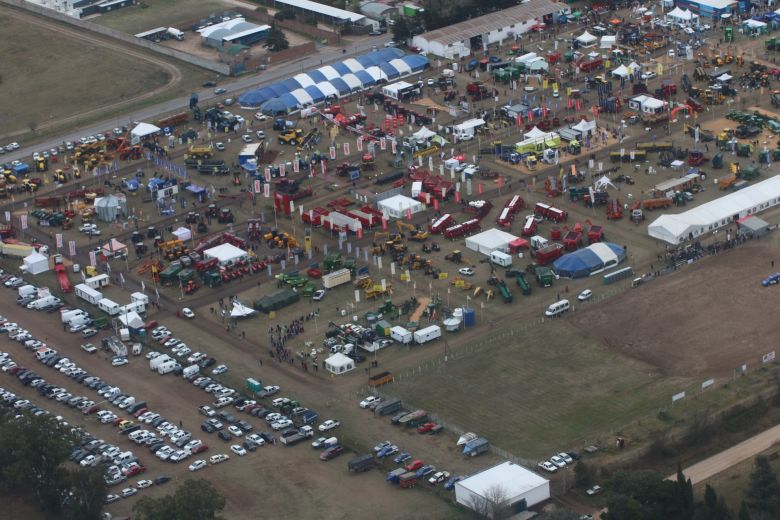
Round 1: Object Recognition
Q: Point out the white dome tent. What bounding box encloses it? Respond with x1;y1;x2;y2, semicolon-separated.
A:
576;31;597;47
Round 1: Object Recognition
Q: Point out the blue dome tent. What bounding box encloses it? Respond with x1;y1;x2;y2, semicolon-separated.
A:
552;243;626;278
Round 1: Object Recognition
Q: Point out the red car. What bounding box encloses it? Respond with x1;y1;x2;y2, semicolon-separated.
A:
320;445;344;461
416;423;439;434
406;460;424;472
192;444;209;454
122;463;145;477
133;407;148;418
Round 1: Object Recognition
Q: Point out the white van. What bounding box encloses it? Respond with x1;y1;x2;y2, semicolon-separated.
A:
544;299;570;317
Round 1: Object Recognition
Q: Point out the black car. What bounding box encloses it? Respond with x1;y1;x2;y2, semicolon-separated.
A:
200;357;217;369
236;420;253;433
150;417;166;427
201;421;215;433
217;431;232;442
153;476;171;485
217;412;237;424
149;442;166;453
242;440;256;452
259;431;275;444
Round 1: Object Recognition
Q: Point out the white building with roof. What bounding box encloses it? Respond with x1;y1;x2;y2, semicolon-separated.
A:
411;0;569;58
267;0;370;26
377;194;424;219
465;228;519;255
628;95;667;115
647;175;780;244
455;462;550;516
204;243;250;266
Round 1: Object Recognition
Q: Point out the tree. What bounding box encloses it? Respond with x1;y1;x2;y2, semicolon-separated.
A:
265;25;289;52
61;468;108;520
605;470;685;520
675;464;694;519
468;484;511;520
574;461;593;488
603;494;643;520
693;485;731;520
536;509;580;520
133;479;225;520
738;501;751;520
391;16;412;44
744;456;780;520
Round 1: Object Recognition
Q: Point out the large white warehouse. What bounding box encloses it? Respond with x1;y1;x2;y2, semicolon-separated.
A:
647;175;780;244
455;462;550;517
412;0;569;59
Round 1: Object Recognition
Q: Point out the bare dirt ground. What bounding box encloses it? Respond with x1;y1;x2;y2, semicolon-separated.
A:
571;236;780;379
673;423;780;485
0;7;180;140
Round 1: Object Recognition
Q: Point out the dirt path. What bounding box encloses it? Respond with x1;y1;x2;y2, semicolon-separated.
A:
2;6;182;137
671;424;780;485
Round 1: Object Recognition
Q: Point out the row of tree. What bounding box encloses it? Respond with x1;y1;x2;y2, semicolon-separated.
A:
0;409;106;519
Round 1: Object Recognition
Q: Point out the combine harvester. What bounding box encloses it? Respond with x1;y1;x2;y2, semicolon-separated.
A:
53;255;73;293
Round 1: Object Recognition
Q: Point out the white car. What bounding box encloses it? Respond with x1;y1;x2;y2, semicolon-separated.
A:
189;459;207;471
271;419;293;431
187;352;206;364
577;289;593;301
181;308;195;319
558;452;573;464
318;419;340;432
255;130;265;139
112;357;128;367
312;290;326;301
247;433;266;446
241;135;253;143
136;479;153;489
230;444;247;456
215;142;225;151
458;267;475;276
538;461;557;473
549;455;567;468
209;453;229;464
359;396;378;408
227;425;243;437
254;112;268;121
641;71;657;80
121;487;137;498
212;364;228;375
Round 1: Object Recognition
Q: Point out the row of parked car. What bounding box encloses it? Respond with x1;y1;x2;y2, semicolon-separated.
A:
373;438;465;488
537;451;580;473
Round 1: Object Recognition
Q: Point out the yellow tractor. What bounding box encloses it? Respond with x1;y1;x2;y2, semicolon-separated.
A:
278;129;304;146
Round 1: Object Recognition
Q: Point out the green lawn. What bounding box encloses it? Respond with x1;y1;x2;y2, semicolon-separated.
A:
95;0;232;34
388;321;683;459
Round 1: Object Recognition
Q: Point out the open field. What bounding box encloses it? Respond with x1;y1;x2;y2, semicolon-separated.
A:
0;8;171;139
94;0;235;34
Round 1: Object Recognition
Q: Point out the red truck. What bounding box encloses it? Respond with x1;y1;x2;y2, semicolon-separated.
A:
563;231;582;251
463;200;493;220
505;195;525;215
587;225;604;243
443;218;480;239
302;207;330;226
578;57;603;73
534;243;565;265
521;215;538;236
496;207;514;229
607;198;623;220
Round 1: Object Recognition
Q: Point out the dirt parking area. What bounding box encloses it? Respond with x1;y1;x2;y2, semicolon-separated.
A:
571;235;780;379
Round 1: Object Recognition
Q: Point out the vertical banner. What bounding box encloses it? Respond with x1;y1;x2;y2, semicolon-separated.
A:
320;160;326;176
254;180;262;193
356;138;363;152
279;163;286;177
55;233;63;249
329;146;336;160
89;250;97;266
478;183;484;195
263;183;270;198
391;139;397;154
20;214;28;230
264;168;271;182
406;208;412;221
380;137;386;150
293;159;300;173
4;211;9;222
343;142;350;155
68;240;76;256
354;290;361;303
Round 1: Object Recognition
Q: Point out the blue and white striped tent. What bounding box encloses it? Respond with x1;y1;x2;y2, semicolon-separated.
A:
239;48;428;111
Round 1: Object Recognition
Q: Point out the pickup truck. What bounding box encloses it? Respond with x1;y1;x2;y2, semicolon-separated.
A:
279;426;314;446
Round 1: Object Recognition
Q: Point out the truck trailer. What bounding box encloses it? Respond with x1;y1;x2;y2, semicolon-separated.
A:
322;268;351;289
349;454;375;473
463;437;490;457
413;325;441;345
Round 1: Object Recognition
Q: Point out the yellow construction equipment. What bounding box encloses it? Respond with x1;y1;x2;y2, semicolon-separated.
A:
278;129;304;146
365;283;392;299
396;221;428;241
354;275;373;289
188;144;213;159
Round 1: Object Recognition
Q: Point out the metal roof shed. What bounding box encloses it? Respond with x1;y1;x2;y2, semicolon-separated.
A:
270;0;366;23
455;462;550;514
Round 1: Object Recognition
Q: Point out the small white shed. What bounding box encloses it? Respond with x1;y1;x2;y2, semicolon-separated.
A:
325;353;355;375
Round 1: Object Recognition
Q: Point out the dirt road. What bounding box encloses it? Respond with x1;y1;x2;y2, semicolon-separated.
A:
672;424;780;485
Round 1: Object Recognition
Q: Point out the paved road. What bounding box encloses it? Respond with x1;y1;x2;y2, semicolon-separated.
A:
671;423;780;485
6;32;391;163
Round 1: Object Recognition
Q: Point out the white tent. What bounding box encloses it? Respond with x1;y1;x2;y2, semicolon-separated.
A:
378;194;424;219
413;126;437;141
325;353;355;375
316;82;339;98
130;122;160;144
465;228;518;255
667;6;695;21
576;31;597;47
118;311;145;329
293;73;315;88
22;252;49;275
572;119;596;134
594;175;617;191
172;227;192;242
628;61;641;72
230;302;257;318
717;73;732;82
612;64;630;78
204;243;249;266
600;35;617;49
524;126;548;139
743;19;767;29
648;175;780;244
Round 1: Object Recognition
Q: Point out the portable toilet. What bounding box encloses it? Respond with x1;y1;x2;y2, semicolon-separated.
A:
375;320;391;337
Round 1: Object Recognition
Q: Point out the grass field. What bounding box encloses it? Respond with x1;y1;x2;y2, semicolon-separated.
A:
388;320;683;460
0;11;171;139
695;449;780;513
95;0;233;34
